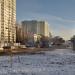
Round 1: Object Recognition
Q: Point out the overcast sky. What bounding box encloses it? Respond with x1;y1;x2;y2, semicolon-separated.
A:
16;0;75;40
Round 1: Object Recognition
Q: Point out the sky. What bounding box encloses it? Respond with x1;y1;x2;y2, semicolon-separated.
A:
16;0;75;40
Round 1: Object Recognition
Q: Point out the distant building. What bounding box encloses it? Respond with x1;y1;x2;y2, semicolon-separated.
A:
21;20;51;38
0;0;16;44
16;23;23;43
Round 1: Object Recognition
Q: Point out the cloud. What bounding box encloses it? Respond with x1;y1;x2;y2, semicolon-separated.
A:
21;12;75;24
52;25;75;40
49;15;75;23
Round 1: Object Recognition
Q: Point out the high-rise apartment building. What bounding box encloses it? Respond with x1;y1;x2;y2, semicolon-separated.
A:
22;20;50;37
0;0;16;43
37;21;50;37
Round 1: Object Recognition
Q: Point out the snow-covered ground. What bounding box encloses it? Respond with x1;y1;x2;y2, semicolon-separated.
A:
0;49;75;75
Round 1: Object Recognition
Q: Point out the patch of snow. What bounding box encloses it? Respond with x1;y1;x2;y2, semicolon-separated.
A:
0;49;75;75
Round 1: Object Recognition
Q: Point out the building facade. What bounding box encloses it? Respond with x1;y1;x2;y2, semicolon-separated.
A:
37;21;50;37
0;0;16;44
22;20;50;37
21;20;51;43
16;23;23;43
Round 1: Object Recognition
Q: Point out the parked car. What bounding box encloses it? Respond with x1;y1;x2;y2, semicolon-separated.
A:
25;40;35;48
